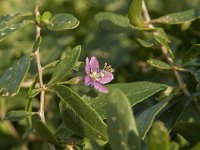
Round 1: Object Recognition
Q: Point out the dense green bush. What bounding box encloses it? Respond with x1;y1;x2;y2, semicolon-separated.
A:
1;0;200;149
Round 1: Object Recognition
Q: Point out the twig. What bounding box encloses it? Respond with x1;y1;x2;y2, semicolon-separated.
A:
142;0;190;96
142;0;200;115
34;5;46;123
34;4;56;150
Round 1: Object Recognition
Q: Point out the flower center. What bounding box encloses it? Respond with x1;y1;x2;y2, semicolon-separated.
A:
90;71;104;81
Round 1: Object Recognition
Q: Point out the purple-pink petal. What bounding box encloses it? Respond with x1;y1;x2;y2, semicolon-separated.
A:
85;75;93;85
85;57;90;75
94;82;108;93
89;56;99;72
98;71;114;84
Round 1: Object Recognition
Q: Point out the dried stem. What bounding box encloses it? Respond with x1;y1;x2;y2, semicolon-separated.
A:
34;4;55;150
142;0;190;96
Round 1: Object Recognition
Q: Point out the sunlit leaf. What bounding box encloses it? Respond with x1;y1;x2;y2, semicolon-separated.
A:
147;59;171;69
47;13;79;31
128;0;146;27
151;8;200;24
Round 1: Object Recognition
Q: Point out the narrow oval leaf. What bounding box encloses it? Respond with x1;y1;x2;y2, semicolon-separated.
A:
107;88;140;150
4;110;33;121
49;85;108;141
174;122;200;144
49;45;81;83
182;44;200;64
84;81;168;119
151;8;200;24
47;13;79;31
136;95;173;139
147;59;171;69
0;55;31;96
147;121;170;150
128;0;146;27
136;38;154;47
95;12;133;32
33;118;58;144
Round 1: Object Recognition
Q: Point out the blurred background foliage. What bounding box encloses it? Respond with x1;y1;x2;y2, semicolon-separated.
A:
1;0;200;149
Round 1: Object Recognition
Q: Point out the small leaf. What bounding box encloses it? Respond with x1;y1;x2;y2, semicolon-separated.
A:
136;95;173;139
84;81;168;119
90;139;104;150
49;45;81;83
128;0;146;27
33;116;58;144
147;59;171;69
32;36;42;53
28;88;41;98
95;12;133;32
182;44;200;64
147;121;170;150
4;110;33;121
41;11;52;24
49;85;108;141
174;122;200;144
47;13;79;31
107;88;140;150
151;8;200;24
0;55;31;96
136;38;154;47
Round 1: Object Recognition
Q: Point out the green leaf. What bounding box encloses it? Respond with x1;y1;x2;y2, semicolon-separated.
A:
49;45;81;83
151;8;200;24
46;13;79;31
84;81;168;119
4;110;33;121
0;20;33;42
182;44;200;64
49;85;108;141
147;121;170;150
95;12;133;32
147;59;171;69
174;122;200;144
33;116;58;144
136;95;173;139
136;38;154;47
128;0;146;27
32;36;42;53
0;55;31;96
41;11;52;24
107;88;140;150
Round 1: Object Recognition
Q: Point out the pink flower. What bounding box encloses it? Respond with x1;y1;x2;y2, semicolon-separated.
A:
85;56;114;93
